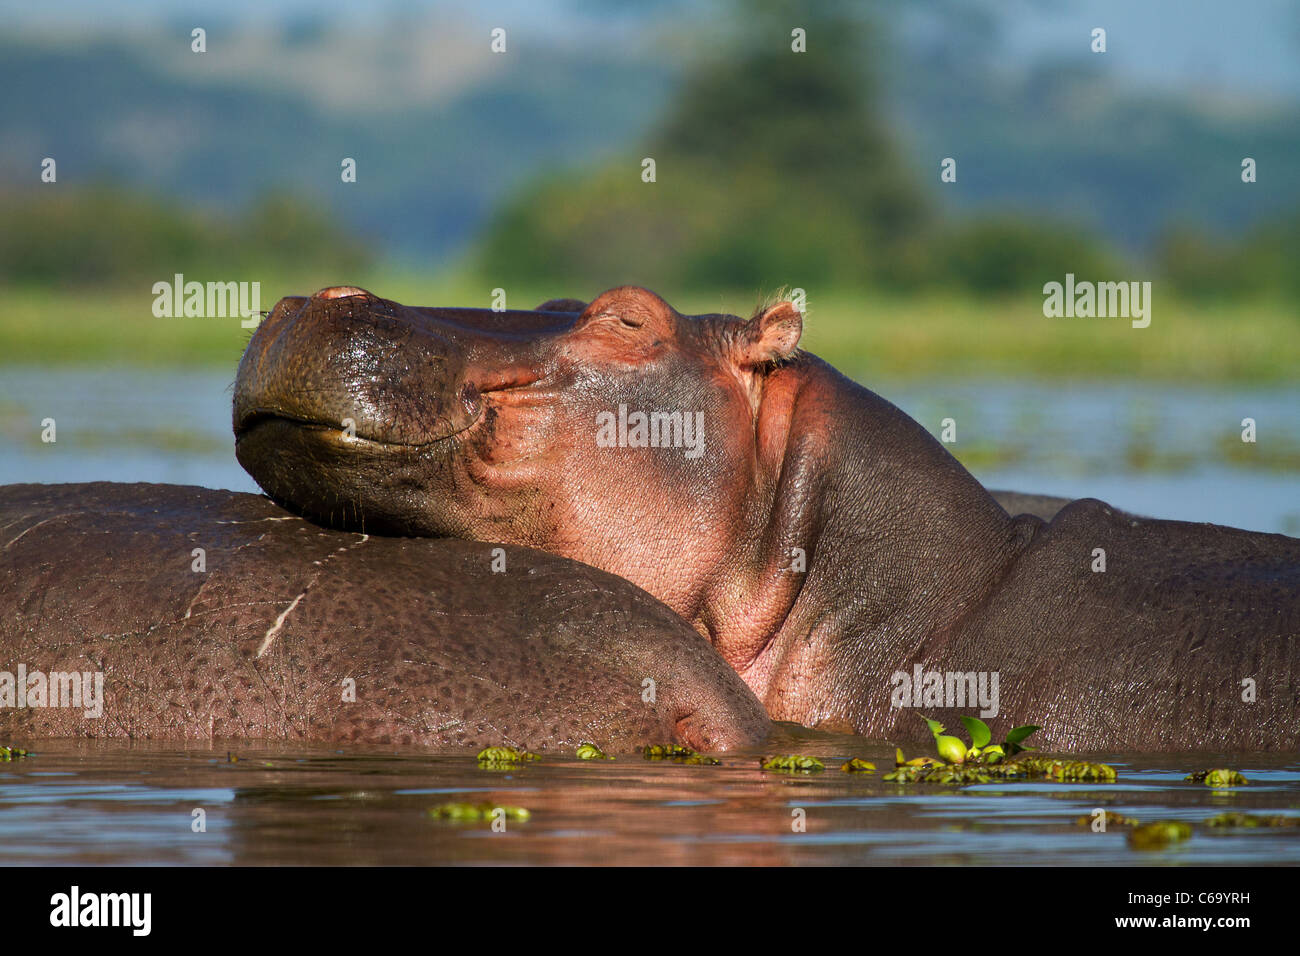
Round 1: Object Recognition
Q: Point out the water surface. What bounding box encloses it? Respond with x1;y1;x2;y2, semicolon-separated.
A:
3;734;1296;866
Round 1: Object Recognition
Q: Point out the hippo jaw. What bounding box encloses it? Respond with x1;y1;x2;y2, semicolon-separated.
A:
233;413;459;535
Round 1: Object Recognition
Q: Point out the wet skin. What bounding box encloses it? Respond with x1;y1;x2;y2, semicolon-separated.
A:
234;286;1300;751
0;482;770;751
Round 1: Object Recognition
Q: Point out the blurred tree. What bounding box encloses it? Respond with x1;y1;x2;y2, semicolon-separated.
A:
1155;211;1300;301
929;216;1118;294
477;0;931;291
0;186;371;288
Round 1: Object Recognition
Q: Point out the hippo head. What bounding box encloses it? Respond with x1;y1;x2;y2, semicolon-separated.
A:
233;285;803;623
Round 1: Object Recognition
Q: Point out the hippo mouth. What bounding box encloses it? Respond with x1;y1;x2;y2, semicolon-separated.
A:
233;408;483;535
233;406;484;451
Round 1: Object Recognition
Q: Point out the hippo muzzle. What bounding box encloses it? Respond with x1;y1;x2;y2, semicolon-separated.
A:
234;287;482;445
233;286;570;533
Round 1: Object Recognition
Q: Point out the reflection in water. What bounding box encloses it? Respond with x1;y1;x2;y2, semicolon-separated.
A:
1;735;1297;865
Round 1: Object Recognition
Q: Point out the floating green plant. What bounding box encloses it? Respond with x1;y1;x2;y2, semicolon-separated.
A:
884;764;993;785
642;744;721;765
841;758;877;773
1015;757;1117;782
428;802;531;823
1204;812;1298;828
917;715;1040;765
1075;810;1140;827
760;754;825;772
575;743;612;760
1129;821;1192;850
1185;769;1248;788
476;746;541;767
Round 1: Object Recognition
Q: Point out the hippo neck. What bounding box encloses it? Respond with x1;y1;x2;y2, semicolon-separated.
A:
702;355;1038;729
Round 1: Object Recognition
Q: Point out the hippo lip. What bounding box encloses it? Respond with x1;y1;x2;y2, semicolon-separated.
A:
234;407;483;449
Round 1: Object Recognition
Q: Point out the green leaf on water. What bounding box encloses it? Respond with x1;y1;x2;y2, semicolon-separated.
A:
1002;724;1041;756
920;716;945;738
959;716;991;749
1004;725;1040;746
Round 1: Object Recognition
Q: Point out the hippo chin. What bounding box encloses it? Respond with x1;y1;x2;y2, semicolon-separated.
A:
0;482;770;751
235;285;1300;752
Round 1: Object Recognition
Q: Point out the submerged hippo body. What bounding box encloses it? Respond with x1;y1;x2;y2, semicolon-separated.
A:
0;482;770;751
234;286;1300;752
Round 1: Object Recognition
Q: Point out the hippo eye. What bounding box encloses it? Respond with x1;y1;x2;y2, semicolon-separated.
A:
596;311;641;329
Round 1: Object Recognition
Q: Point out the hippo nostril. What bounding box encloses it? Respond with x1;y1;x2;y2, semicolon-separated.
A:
315;286;371;300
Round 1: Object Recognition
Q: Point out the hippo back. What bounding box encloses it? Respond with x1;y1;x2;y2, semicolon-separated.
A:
0;483;770;752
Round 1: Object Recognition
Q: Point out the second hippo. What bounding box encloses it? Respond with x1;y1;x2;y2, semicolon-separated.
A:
0;481;770;751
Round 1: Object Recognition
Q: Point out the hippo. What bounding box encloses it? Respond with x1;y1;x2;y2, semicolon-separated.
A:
233;285;1300;752
0;481;770;751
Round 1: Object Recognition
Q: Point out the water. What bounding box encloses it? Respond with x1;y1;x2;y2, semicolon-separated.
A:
2;734;1296;865
2;368;1296;533
1;367;1297;864
877;379;1300;535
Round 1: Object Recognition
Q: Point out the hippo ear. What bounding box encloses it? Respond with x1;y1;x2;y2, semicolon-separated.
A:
737;302;803;367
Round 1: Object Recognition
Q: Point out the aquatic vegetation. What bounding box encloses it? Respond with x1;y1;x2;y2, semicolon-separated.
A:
935;734;968;764
970;762;1032;780
1075;810;1140;827
428;802;531;823
1185;769;1248;787
642;743;693;758
918;716;1040;765
760;754;825;772
1014;757;1117;782
892;720;1113;786
0;745;31;761
888;754;1113;784
884;764;992;784
1128;821;1192;850
841;758;877;773
882;765;930;783
1204;812;1299;828
575;743;613;760
999;724;1041;757
476;746;541;767
895;748;943;768
642;744;721;765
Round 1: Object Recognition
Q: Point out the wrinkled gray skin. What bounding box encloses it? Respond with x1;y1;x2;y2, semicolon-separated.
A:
0;482;770;751
231;286;1300;752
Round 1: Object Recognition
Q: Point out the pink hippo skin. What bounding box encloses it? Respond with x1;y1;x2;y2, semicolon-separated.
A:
233;286;1300;751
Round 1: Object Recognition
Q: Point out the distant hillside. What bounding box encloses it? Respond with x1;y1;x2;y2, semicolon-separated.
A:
2;4;1297;263
0;28;674;262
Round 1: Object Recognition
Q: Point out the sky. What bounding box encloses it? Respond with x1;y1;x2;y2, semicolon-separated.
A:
3;0;1297;100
